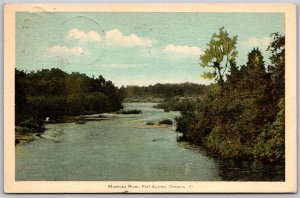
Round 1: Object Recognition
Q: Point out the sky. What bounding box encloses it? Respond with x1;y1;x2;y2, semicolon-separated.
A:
16;12;284;87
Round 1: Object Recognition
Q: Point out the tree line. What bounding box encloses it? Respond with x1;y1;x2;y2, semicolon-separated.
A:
124;82;207;99
15;68;124;126
175;28;285;162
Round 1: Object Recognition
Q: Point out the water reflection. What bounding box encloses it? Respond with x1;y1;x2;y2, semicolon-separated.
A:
177;141;285;181
217;159;285;181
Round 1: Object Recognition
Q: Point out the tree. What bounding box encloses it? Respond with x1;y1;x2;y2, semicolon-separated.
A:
175;31;286;163
226;60;240;89
240;48;267;91
200;27;238;89
254;98;285;161
267;33;285;101
15;69;28;124
15;68;124;122
253;33;285;161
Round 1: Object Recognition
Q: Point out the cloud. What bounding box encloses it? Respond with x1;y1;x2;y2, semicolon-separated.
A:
105;29;153;48
240;37;271;49
65;28;101;42
49;45;88;56
163;44;202;59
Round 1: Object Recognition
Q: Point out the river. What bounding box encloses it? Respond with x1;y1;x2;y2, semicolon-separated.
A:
15;103;284;181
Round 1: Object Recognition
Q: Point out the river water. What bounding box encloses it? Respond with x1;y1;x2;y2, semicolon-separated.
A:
16;103;284;181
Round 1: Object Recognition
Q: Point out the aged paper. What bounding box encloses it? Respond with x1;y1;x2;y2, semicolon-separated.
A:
4;3;297;193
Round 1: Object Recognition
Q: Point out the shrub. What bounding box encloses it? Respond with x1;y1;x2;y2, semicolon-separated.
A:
19;118;45;132
121;109;142;114
159;119;173;125
146;121;155;125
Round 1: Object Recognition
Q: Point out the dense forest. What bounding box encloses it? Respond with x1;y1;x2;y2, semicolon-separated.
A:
124;83;207;100
173;28;285;162
15;68;125;129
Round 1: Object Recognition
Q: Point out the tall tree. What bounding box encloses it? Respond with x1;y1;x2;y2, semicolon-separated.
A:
238;48;269;146
15;69;27;124
200;27;238;88
267;33;285;101
254;33;285;161
226;60;240;89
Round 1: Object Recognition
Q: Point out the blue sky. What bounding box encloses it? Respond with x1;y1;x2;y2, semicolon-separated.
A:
16;12;284;87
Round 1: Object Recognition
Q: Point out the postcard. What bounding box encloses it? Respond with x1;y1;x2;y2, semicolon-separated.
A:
4;3;297;193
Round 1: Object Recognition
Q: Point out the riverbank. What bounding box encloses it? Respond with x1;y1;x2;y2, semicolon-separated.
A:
15;113;115;144
137;124;173;129
124;97;164;103
15;126;41;144
155;98;285;164
15;108;147;144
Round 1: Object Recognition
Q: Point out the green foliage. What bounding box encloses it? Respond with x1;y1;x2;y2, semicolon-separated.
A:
15;69;28;124
206;124;242;158
19;118;45;132
177;31;285;162
15;68;124;125
159;119;173;125
254;98;285;161
125;82;207;99
267;33;285;101
154;98;197;112
28;95;67;119
176;93;216;145
121;109;142;114
146;121;155;125
200;27;238;87
201;72;215;80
